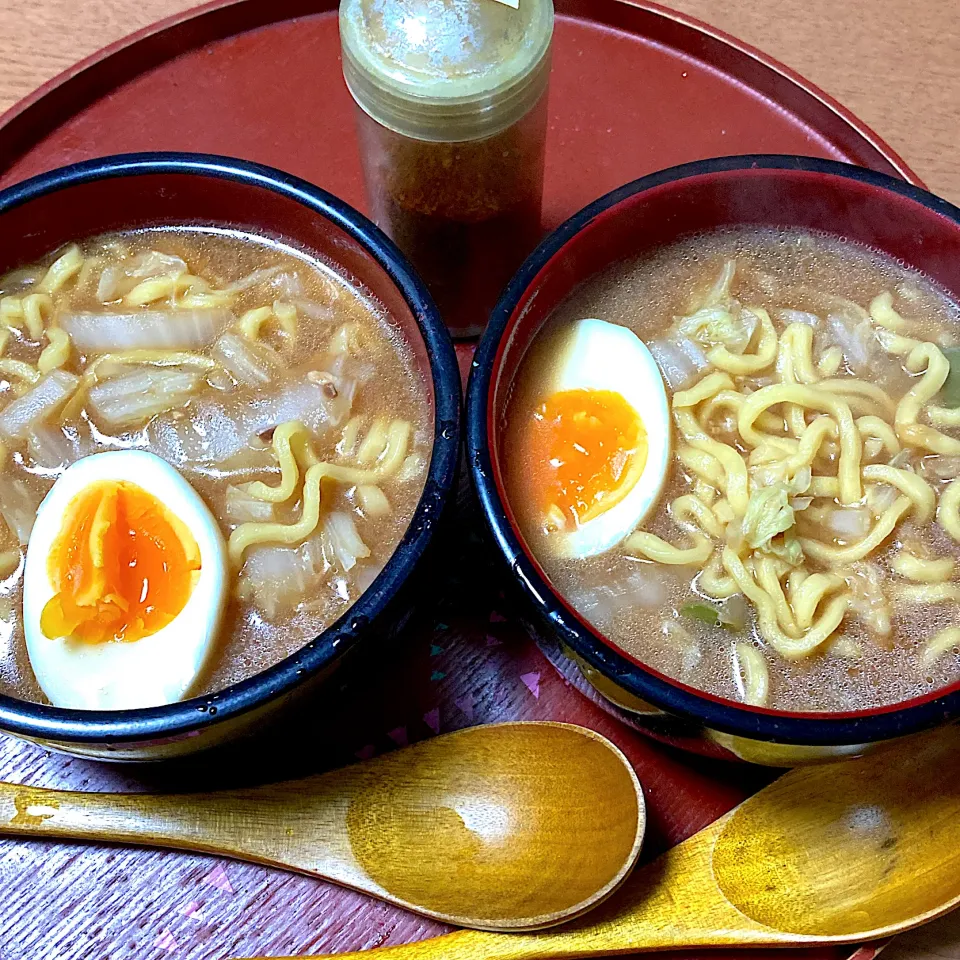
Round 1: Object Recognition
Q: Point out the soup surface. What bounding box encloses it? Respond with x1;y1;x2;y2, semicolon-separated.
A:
505;228;960;712
0;228;431;707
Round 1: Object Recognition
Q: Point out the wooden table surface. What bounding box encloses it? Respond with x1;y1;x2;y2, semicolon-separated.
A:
0;2;958;960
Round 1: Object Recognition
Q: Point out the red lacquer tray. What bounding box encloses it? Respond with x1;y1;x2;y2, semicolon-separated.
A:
0;2;917;959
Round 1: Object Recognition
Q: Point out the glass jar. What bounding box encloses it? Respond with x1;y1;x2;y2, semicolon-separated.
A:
340;0;554;338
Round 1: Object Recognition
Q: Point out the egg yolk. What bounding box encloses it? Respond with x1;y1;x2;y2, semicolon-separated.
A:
525;388;648;530
40;480;201;645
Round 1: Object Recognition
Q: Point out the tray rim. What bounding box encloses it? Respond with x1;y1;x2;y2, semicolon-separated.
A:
0;0;922;189
0;9;922;957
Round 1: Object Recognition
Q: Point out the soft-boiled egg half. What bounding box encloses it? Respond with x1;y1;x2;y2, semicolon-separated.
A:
520;318;672;558
23;450;228;710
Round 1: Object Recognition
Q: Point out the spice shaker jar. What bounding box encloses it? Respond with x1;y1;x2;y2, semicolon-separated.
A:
340;0;554;338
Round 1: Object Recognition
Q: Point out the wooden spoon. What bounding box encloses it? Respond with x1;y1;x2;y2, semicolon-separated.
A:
257;723;960;960
0;721;644;932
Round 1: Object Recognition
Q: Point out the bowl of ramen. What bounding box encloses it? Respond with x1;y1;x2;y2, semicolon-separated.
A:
0;153;460;760
467;154;960;765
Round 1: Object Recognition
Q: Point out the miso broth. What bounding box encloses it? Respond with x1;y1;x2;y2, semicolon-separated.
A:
504;228;960;712
0;228;431;705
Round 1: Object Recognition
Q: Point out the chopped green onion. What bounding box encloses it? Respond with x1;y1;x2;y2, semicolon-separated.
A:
681;602;724;628
940;347;960;408
680;601;743;631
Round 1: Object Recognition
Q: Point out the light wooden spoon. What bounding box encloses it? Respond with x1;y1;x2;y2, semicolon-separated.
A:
256;723;960;960
0;721;644;932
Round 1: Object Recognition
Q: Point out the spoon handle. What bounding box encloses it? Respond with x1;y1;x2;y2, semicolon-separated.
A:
239;819;824;960
0;780;203;846
0;776;366;887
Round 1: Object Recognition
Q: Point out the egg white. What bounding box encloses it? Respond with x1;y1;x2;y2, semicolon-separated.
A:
545;318;672;559
23;450;228;710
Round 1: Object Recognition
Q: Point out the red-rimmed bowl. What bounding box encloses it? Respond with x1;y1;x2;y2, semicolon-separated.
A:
466;154;960;766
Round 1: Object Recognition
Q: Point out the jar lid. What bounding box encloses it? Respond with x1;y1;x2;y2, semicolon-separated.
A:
340;0;554;142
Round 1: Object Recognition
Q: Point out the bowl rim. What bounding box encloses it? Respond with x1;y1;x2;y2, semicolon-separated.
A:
467;152;960;746
0;151;461;743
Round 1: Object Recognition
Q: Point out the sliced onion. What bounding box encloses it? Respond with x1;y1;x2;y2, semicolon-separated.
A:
212;332;281;386
778;309;820;328
719;593;749;631
566;566;673;631
129;251;187;279
274;272;303;299
26;424;90;471
704;259;736;305
294;299;335;322
0;477;40;544
825;313;875;374
825;506;872;539
240;544;322;618
353;562;383;595
87;368;202;427
920;454;960;481
0;370;79;440
647;337;710;390
225;484;277;523
866;483;897;514
223;266;305;296
96;265;122;303
62;308;230;352
223;266;284;293
323;510;370;572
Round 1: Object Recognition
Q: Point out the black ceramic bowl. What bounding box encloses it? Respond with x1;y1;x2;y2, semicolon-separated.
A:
0;153;460;761
467;154;960;766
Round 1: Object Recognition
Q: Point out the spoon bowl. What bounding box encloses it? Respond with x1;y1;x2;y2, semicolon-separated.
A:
280;724;960;960
711;724;960;937
0;721;645;932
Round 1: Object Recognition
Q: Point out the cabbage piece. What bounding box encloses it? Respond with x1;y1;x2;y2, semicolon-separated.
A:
62;309;230;352
237;513;367;616
766;531;804;567
147;376;354;468
677;303;757;355
646;338;710;390
824;313;877;374
87;368;203;426
846;561;892;639
0;370;79;440
742;484;796;552
703;259;736;306
222;267;303;297
97;252;188;304
212;332;281;386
